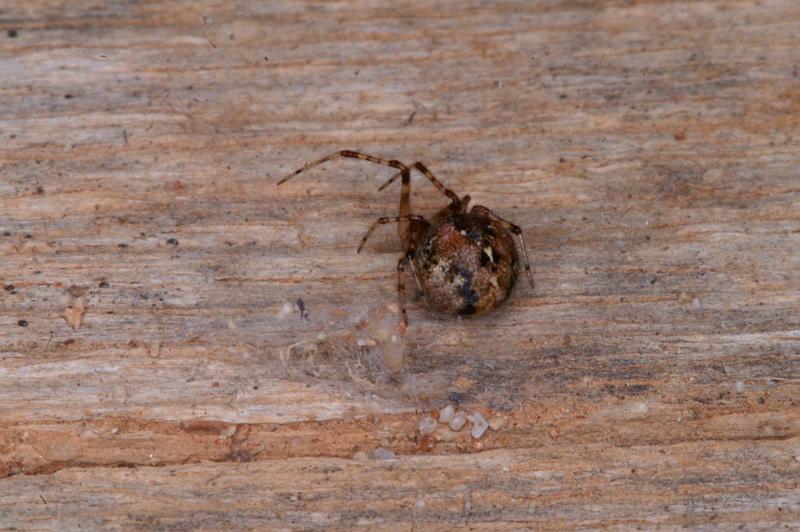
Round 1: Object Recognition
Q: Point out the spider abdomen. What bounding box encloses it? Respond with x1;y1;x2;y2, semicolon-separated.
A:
414;212;518;316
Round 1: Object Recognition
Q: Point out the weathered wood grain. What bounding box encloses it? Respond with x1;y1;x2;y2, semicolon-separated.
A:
1;0;799;528
3;439;799;529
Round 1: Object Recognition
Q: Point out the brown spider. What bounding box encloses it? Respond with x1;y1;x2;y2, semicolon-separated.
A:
278;150;534;328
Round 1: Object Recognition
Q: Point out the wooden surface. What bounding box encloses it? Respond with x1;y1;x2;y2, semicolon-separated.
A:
1;0;799;529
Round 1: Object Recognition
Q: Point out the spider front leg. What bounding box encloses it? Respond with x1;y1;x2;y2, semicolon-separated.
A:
412;162;460;204
471;205;535;289
396;252;428;330
277;150;409;185
277;150;415;243
396;256;409;329
357;215;426;253
361;216;429;326
377;161;460;205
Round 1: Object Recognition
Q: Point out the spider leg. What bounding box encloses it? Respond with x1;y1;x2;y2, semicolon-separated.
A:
472;205;535;289
402;217;429;314
361;215;430;323
277;150;414;246
377;170;402;192
377;162;461;205
407;257;429;310
278;150;409;185
358;215;426;253
396;256;408;328
412;162;460;204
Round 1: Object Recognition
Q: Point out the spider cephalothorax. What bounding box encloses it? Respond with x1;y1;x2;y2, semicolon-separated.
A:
278;150;534;327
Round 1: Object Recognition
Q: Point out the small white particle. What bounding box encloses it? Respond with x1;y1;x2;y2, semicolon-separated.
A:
439;405;455;423
415;500;426;508
276;302;293;319
449;411;467;431
692;298;702;309
468;412;489;439
735;381;745;392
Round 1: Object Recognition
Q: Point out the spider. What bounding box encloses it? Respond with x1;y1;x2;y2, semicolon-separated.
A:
278;150;534;329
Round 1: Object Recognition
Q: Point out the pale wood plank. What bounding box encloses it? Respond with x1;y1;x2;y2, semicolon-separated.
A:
1;0;799;528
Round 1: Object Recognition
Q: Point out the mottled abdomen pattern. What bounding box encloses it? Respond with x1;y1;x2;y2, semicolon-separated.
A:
414;212;518;316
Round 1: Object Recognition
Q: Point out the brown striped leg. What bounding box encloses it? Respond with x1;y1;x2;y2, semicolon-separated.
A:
377;170;402;191
397;257;408;327
377;162;461;205
396;252;430;325
407;256;429;310
471;205;535;289
357;215;426;253
412;162;460;203
397;167;412;245
277;150;414;248
277;150;409;185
